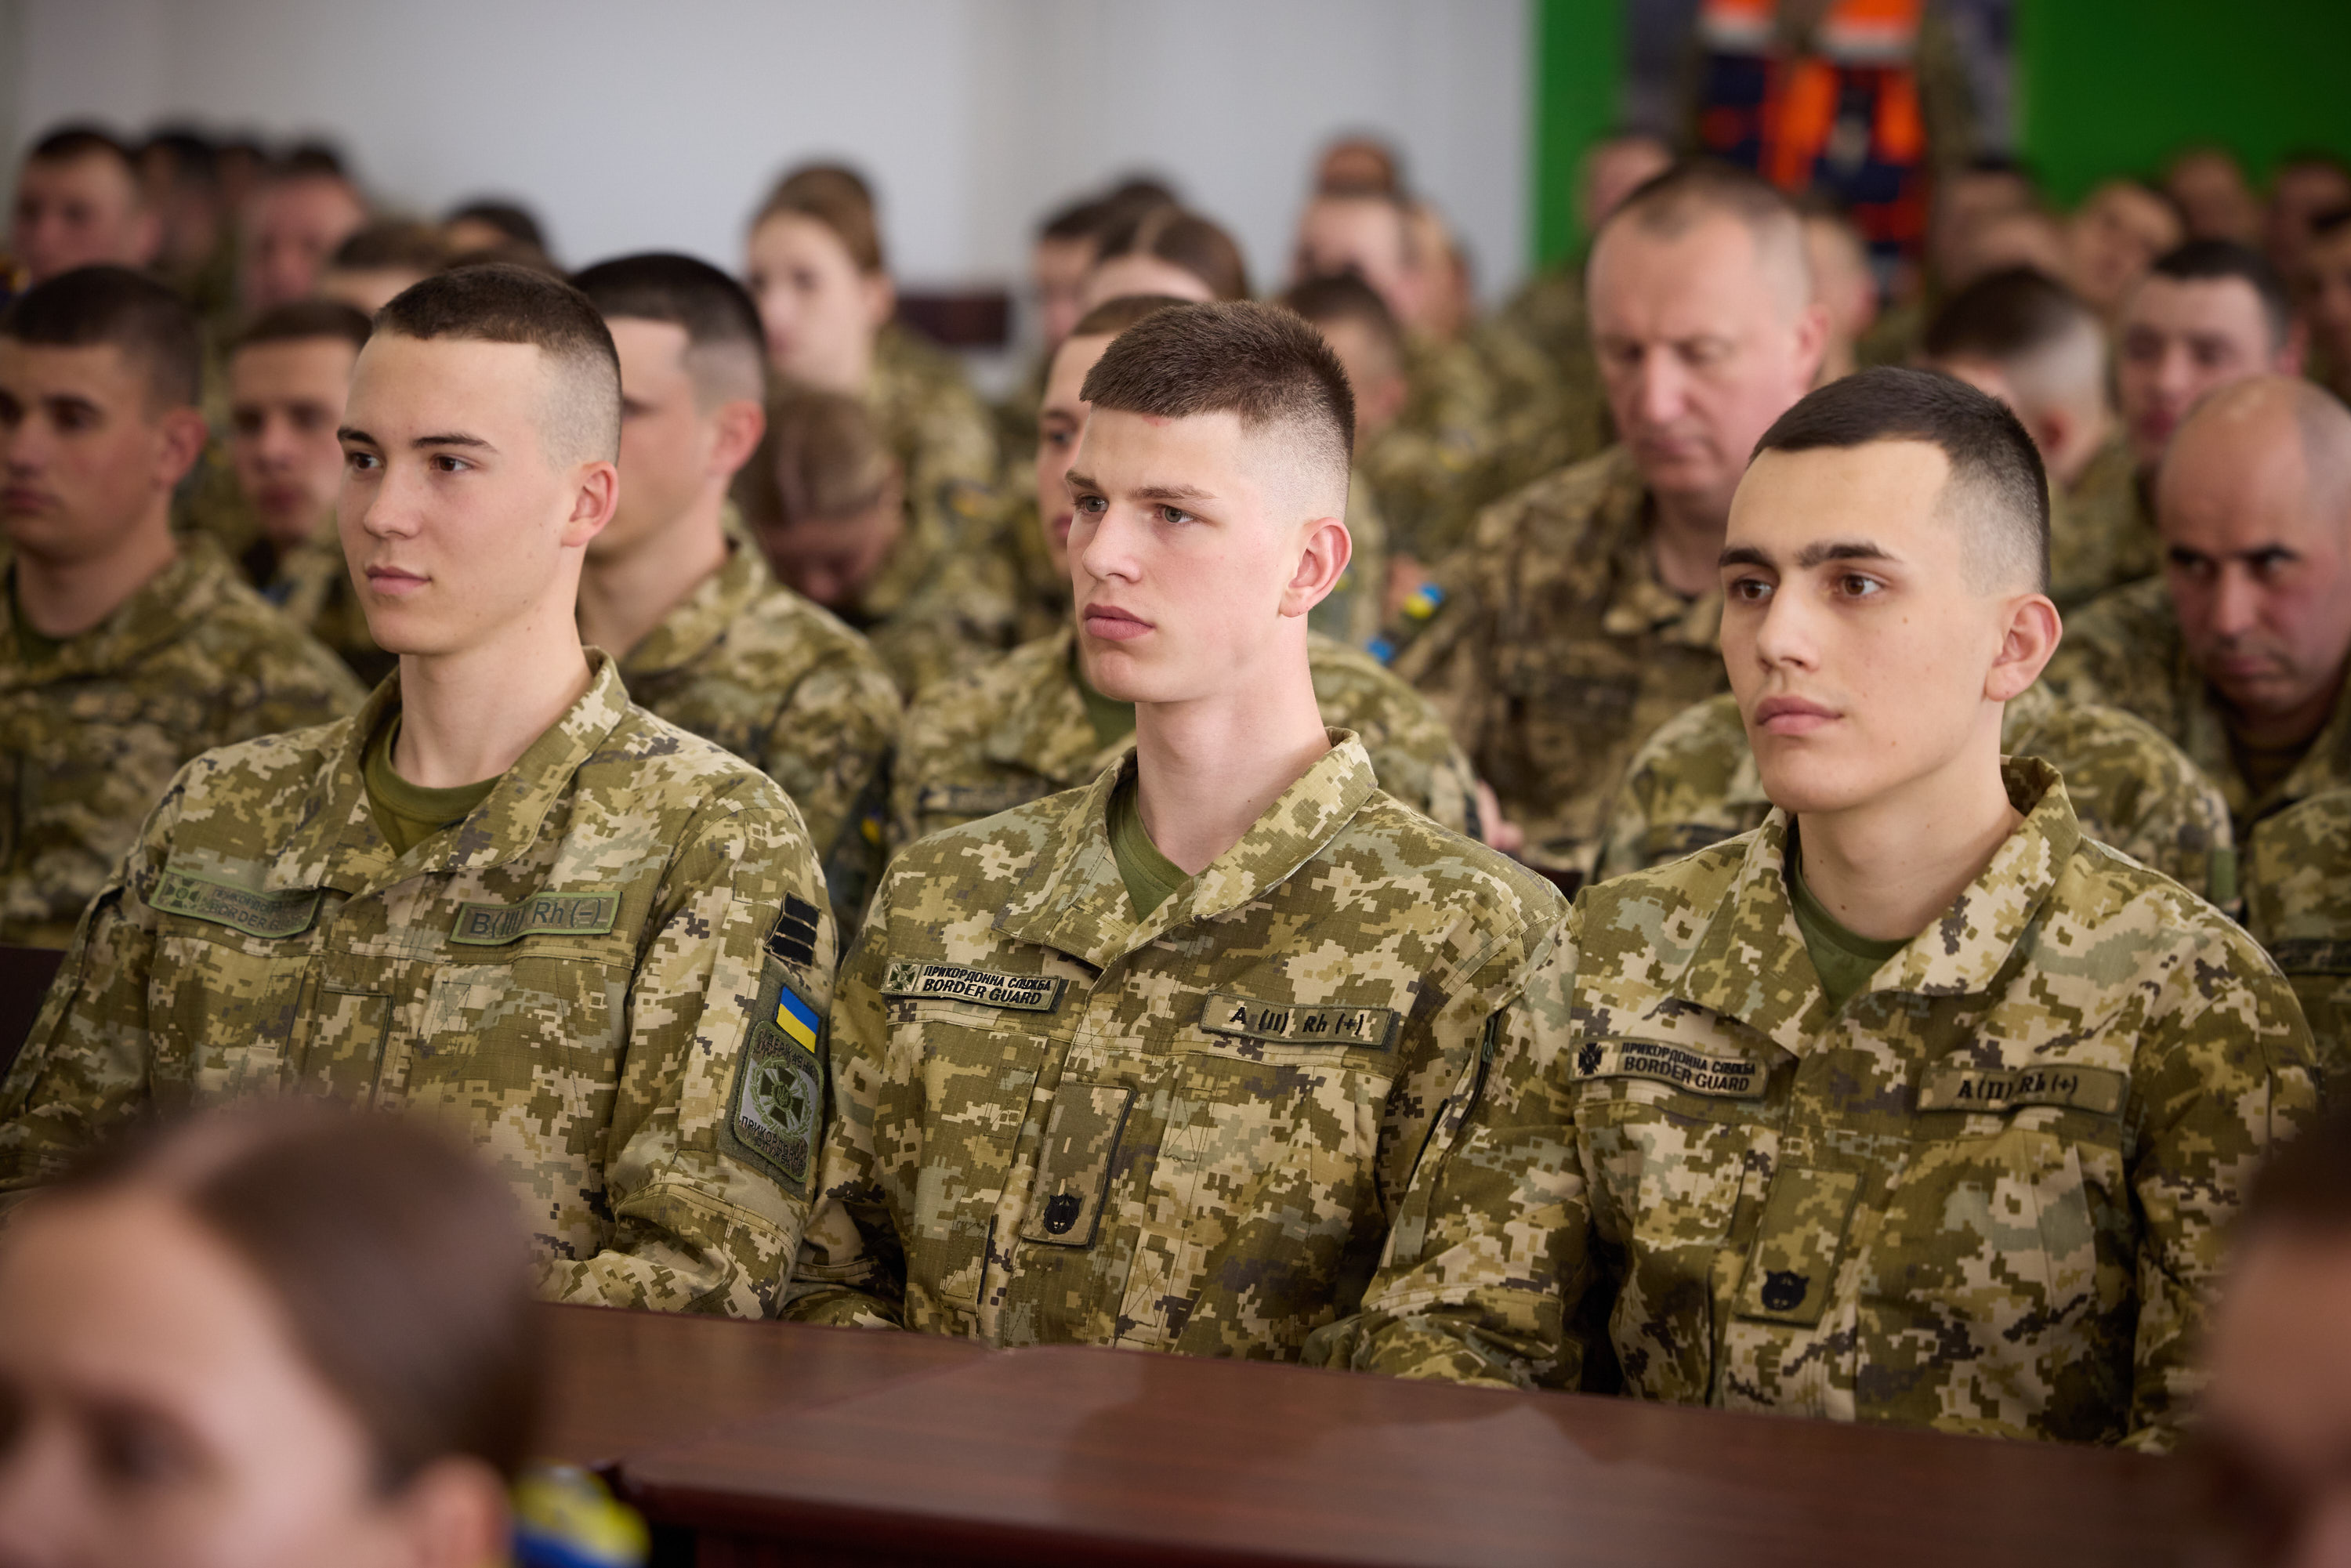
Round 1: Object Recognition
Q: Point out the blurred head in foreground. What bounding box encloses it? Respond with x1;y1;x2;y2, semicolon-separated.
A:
0;1102;541;1568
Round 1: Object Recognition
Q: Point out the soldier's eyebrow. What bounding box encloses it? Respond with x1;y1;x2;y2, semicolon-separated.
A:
1133;482;1215;504
1719;544;1774;570
411;432;494;451
335;424;377;447
1063;467;1101;494
1793;539;1894;569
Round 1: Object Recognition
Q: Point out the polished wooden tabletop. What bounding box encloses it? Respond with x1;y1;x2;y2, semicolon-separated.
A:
610;1331;2191;1568
533;1302;984;1471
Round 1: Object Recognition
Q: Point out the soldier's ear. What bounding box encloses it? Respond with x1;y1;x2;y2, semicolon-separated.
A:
154;405;209;491
1986;592;2061;702
1279;516;1352;620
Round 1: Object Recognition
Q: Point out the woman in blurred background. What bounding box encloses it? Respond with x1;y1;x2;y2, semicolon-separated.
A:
0;1103;542;1568
743;163;1000;545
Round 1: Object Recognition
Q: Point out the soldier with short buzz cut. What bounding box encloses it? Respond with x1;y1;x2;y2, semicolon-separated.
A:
0;266;364;949
892;292;1480;853
2045;376;2351;842
1314;368;2317;1450
571;252;902;930
1596;683;2241;911
787;301;1563;1356
2;264;837;1320
1382;160;1828;889
2243;786;2351;1083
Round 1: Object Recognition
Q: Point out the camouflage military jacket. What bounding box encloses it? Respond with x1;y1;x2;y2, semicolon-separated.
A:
992;493;1073;648
1594;683;2239;908
2245;786;2351;1084
889;629;1480;850
264;530;393;687
0;654;838;1319
0;541;365;948
1357;334;1505;566
2045;576;2351;835
868;323;1003;541
786;735;1565;1356
1313;759;2317;1450
846;496;1024;701
616;538;902;930
1389;446;1728;881
2049;438;2156;613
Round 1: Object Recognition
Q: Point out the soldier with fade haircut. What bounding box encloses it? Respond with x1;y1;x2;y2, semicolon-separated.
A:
890;292;1480;853
1379;160;1828;890
572;253;901;930
2;264;838;1320
0;267;363;948
787;301;1563;1356
1316;368;2317;1450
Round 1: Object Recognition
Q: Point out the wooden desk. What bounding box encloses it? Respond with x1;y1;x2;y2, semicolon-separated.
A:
618;1342;2189;1568
533;1304;984;1471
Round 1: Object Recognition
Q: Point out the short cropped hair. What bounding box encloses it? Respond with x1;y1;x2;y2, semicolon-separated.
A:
755;165;884;274
27;123;138;177
1080;299;1353;505
230;298;373;357
1752;365;2049;594
329;219;450;274
1605;158;1811;309
1280;273;1405;368
1094;207;1250;302
373;263;621;465
1068;294;1188;343
444;198;546;252
1924;266;2093;363
0;265;200;411
2147;240;2295;351
571;252;766;406
738;385;892;527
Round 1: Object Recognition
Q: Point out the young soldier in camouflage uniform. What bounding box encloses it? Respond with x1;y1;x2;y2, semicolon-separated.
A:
737;384;1022;701
0;267;363;948
2;266;836;1319
2244;786;2351;1082
572;255;902;929
2045;377;2351;842
892;294;1480;851
1382;161;1827;888
1596;684;2239;909
224;299;392;684
1315;370;2317;1450
787;302;1563;1356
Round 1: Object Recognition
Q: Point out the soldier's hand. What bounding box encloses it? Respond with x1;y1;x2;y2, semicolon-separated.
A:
1473;780;1524;854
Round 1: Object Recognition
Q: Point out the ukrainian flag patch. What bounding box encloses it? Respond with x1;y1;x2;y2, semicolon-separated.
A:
774;985;821;1053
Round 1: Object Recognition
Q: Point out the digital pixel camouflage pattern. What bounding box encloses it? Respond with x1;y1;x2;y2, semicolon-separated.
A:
1310;759;2317;1450
2044;575;2351;834
2048;437;2156;613
889;628;1480;851
2244;785;2351;1084
785;733;1564;1356
614;536;902;932
262;530;393;687
868;323;1004;544
0;541;365;949
1594;683;2239;909
1386;445;1728;882
0;654;837;1320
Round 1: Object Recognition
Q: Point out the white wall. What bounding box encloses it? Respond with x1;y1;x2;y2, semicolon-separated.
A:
8;0;1531;328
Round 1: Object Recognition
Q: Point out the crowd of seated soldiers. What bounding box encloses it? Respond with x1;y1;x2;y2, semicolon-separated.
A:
1;112;2349;1548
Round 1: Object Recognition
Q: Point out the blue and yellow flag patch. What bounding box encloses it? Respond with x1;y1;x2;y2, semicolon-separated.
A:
774;986;821;1053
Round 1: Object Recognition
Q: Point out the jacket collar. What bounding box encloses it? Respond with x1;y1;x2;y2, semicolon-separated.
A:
617;534;766;682
1668;755;2078;1055
981;628;1133;788
995;730;1379;970
1;538;236;684
268;650;634;895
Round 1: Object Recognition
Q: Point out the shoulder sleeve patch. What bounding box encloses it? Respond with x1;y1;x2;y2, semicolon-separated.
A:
716;957;824;1199
766;893;821;967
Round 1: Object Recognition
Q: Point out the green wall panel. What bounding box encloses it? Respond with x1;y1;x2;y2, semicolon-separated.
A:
2019;0;2351;201
1533;0;1624;268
